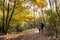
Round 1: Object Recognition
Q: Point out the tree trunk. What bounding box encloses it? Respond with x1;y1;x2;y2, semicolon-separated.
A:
8;0;16;24
2;0;5;33
54;0;60;17
5;0;16;34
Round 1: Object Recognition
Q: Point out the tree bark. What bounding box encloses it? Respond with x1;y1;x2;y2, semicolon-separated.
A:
5;0;10;34
2;0;5;33
8;0;16;25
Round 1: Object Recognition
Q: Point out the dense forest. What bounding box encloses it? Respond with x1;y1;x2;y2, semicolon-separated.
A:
0;0;60;40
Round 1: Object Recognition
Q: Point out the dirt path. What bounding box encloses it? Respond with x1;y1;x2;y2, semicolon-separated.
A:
0;28;52;40
20;28;52;40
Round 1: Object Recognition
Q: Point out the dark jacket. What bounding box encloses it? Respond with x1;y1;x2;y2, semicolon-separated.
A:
40;23;44;29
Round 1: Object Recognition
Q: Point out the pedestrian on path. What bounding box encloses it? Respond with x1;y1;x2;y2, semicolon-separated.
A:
40;22;44;33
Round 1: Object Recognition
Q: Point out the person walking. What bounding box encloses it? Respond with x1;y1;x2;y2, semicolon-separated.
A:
40;22;44;33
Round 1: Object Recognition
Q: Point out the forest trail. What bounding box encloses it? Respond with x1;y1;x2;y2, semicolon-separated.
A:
0;28;52;40
20;28;52;40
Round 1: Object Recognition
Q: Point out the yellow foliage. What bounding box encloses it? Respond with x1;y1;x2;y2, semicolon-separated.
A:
36;0;42;2
20;22;26;26
25;16;35;21
36;0;46;8
13;11;35;23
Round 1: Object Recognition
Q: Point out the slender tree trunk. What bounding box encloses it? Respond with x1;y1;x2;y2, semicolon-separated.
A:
54;0;60;17
2;0;5;33
5;0;10;34
6;0;10;26
33;6;36;26
49;0;51;8
5;0;16;34
8;0;16;25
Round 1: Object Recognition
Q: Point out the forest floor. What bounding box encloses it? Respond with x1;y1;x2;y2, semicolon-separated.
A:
0;28;60;40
